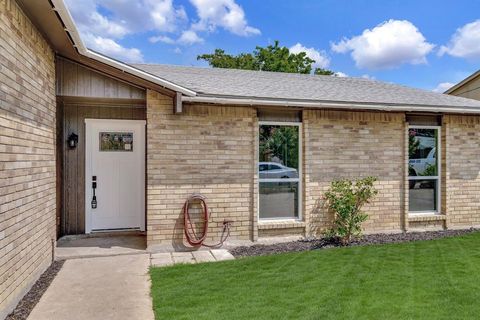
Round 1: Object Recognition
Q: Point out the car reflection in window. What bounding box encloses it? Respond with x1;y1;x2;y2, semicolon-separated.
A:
409;147;436;177
259;162;298;179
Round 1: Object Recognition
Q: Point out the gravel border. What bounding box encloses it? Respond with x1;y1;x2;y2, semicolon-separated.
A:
231;228;479;258
6;260;64;320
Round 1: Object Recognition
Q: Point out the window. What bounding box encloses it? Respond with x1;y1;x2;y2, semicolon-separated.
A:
259;123;301;219
99;132;133;152
408;126;440;213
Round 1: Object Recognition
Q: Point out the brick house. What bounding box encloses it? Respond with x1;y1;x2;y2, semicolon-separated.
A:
3;0;480;316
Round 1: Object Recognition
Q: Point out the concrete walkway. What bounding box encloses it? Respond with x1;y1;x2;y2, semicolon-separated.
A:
151;249;235;267
55;234;147;260
28;254;154;320
28;236;235;320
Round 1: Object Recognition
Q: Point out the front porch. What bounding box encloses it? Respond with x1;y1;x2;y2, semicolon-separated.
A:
55;232;147;260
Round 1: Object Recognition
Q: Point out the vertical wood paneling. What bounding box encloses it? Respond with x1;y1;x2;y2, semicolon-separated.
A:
56;101;64;238
61;104;146;235
63;105;78;234
56;57;146;100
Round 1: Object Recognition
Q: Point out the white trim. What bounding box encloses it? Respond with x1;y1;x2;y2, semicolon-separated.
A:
50;0;196;97
408;211;439;216
409;176;438;180
258;121;302;221
260;178;299;183
84;119;147;125
182;96;480;114
407;125;441;215
259;121;302;126
85;119;146;233
85;120;92;233
409;125;441;129
258;217;304;222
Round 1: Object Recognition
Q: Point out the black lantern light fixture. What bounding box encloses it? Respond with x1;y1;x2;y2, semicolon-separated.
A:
67;133;78;149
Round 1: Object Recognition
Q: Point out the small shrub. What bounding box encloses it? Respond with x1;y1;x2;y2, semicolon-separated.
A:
324;177;378;245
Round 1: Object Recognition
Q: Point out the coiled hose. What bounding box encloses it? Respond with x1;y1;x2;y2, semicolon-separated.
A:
183;194;232;247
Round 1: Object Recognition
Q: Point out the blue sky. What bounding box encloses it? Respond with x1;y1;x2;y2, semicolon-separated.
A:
65;0;480;92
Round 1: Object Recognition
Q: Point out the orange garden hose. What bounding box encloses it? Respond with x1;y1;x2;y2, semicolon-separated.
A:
183;194;232;247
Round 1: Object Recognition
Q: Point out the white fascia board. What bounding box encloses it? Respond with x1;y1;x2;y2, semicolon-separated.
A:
50;0;196;97
182;95;480;114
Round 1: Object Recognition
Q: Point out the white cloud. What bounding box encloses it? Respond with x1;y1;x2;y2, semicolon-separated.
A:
89;11;129;38
439;20;480;59
66;0;187;38
65;0;260;61
334;72;348;77
149;35;176;44
361;74;375;80
178;30;204;45
147;0;188;32
64;0;127;39
331;19;435;70
150;31;204;46
83;34;144;63
190;0;260;36
65;0;191;60
432;82;455;93
289;43;330;68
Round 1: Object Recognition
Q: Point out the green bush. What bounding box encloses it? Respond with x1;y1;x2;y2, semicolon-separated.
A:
324;177;378;245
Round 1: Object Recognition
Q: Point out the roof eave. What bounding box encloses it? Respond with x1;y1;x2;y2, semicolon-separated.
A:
182;95;480;114
50;0;197;97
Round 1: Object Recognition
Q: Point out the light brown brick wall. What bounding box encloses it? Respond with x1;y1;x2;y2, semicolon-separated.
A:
304;110;406;236
444;115;480;227
146;90;256;249
258;227;304;237
0;0;56;317
146;95;480;246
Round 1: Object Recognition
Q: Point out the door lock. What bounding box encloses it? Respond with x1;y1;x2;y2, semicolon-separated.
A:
91;176;97;209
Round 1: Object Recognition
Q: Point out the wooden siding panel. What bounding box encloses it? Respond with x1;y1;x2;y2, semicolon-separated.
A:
63;104;78;234
56;57;146;100
449;76;480;101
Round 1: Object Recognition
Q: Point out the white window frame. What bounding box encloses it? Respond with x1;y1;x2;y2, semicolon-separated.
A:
408;125;441;215
258;121;302;221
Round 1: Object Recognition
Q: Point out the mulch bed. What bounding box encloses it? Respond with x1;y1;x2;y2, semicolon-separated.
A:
6;260;64;320
230;228;479;258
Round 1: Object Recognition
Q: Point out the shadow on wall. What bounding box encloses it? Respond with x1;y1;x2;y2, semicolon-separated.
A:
172;208;190;252
171;200;207;252
308;197;334;237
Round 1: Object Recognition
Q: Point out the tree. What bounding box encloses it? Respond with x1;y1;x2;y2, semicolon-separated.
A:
314;68;335;76
198;40;334;75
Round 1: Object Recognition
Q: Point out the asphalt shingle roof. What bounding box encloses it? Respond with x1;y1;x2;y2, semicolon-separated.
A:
132;63;480;109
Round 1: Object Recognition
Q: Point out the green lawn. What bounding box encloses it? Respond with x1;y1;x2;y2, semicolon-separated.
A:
150;232;480;320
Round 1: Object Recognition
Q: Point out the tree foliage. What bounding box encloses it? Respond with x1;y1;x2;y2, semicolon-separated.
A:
259;126;299;169
324;177;378;245
314;68;335;76
198;40;334;75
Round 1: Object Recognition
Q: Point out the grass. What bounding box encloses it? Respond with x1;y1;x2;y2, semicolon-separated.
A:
150;232;480;320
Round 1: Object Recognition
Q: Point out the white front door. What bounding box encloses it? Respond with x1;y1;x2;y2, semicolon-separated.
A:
85;119;145;233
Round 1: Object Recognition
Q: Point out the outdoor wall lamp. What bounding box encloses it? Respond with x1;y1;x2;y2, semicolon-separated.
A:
67;133;78;149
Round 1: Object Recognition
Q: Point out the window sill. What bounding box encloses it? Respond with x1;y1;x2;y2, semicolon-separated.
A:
408;214;446;222
258;220;305;230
